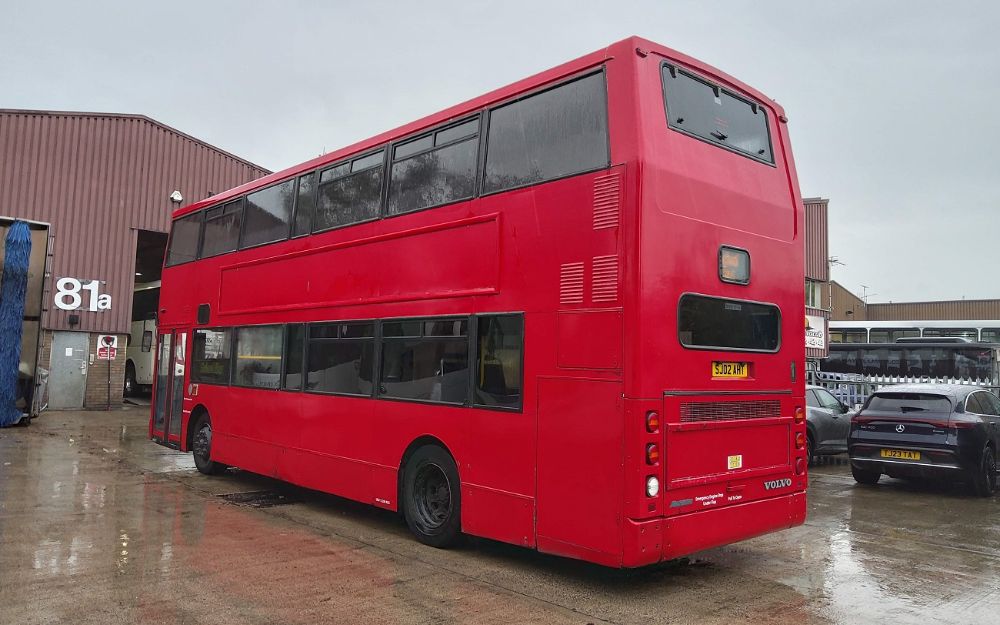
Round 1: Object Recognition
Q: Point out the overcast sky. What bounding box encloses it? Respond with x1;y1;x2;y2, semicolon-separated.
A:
2;1;998;303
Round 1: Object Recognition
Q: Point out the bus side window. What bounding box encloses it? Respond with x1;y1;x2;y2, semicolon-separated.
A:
191;328;232;385
483;72;609;194
474;315;524;410
233;326;283;389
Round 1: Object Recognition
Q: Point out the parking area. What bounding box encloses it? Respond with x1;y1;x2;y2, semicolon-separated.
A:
1;407;997;625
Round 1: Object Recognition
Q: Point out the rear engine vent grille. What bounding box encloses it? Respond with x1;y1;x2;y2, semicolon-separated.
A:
559;262;585;305
680;400;781;422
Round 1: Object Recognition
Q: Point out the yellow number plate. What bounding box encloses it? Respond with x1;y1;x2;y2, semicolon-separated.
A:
880;449;921;460
712;361;748;378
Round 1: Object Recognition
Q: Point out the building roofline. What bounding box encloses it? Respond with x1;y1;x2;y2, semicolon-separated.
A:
0;108;271;174
867;298;1000;307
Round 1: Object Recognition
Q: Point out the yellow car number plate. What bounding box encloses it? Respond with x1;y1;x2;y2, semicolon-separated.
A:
712;361;748;378
880;449;920;460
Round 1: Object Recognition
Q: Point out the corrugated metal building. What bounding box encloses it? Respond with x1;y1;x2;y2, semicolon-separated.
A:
803;197;830;360
0;109;268;409
829;281;1000;321
866;299;1000;321
829;280;866;320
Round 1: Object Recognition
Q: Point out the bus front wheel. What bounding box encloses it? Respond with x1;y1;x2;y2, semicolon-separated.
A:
192;415;227;475
402;445;461;548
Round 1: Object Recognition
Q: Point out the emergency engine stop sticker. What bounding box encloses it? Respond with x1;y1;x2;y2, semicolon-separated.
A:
727;454;743;470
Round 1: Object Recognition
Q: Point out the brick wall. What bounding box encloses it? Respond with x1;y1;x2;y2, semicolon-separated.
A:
83;332;126;409
37;330;127;409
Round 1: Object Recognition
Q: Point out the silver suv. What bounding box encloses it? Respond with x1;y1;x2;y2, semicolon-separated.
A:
806;385;854;463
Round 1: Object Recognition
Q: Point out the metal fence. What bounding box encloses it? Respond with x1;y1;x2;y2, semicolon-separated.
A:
806;370;1000;410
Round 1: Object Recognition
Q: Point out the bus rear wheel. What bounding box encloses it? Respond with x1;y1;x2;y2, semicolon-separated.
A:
402;445;461;548
192;415;227;475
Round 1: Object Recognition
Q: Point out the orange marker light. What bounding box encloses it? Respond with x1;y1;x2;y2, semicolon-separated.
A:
646;443;660;465
646;411;660;433
794;407;805;424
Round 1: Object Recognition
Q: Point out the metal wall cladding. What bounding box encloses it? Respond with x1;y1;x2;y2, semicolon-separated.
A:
830;280;866;320
829;280;1000;321
867;299;1000;321
0;110;269;334
803;198;828;282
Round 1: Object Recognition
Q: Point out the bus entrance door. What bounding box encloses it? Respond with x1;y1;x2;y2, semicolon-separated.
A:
151;331;187;448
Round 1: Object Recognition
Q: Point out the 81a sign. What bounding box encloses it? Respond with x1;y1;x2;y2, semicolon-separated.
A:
54;278;112;312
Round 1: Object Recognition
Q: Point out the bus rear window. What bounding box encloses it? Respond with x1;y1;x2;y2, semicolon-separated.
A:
678;294;780;352
662;64;773;164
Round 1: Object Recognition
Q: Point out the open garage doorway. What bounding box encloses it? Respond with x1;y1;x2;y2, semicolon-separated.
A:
126;230;166;401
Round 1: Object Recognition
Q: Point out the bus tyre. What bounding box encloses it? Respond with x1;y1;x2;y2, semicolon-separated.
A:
971;446;997;497
402;445;461;548
192;416;227;475
124;362;137;397
851;465;880;485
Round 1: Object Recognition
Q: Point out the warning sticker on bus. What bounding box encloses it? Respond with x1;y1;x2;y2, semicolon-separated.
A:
712;361;748;378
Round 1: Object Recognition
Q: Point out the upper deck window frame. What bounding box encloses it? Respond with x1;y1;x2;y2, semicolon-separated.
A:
481;68;611;197
386;114;483;217
163;66;612;268
199;197;245;259
164;209;205;267
239;178;297;251
312;147;387;235
660;62;775;167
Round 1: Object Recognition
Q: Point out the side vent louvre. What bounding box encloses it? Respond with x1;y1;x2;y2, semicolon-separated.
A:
591;255;618;303
559;262;585;305
593;173;621;230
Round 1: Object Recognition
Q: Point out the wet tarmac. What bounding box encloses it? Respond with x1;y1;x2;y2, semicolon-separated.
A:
1;407;997;625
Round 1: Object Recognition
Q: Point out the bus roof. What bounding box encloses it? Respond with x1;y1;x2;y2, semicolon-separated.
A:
170;35;787;221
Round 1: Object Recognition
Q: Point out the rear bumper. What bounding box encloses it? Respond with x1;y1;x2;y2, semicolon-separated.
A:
622;491;806;568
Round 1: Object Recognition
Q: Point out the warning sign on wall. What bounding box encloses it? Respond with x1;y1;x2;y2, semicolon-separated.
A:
96;335;118;360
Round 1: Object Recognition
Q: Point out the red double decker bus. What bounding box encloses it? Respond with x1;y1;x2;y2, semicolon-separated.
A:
152;36;807;567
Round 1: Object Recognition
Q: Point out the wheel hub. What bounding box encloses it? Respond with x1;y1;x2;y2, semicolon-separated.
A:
413;464;452;529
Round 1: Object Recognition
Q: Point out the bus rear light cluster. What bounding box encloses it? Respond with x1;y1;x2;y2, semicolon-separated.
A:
646;443;660;465
645;411;660;433
646;476;660;497
794;407;805;424
795;432;805;449
795;457;805;476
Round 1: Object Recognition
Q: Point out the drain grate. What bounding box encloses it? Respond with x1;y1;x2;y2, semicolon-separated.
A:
218;490;298;508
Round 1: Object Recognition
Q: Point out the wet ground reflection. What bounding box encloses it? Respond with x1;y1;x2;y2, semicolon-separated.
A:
1;409;997;624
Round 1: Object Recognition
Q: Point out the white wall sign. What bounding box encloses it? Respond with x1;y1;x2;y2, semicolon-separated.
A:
805;314;826;350
54;277;112;312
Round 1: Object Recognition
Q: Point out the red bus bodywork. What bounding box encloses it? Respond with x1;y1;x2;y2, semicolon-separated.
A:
152;36;807;567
